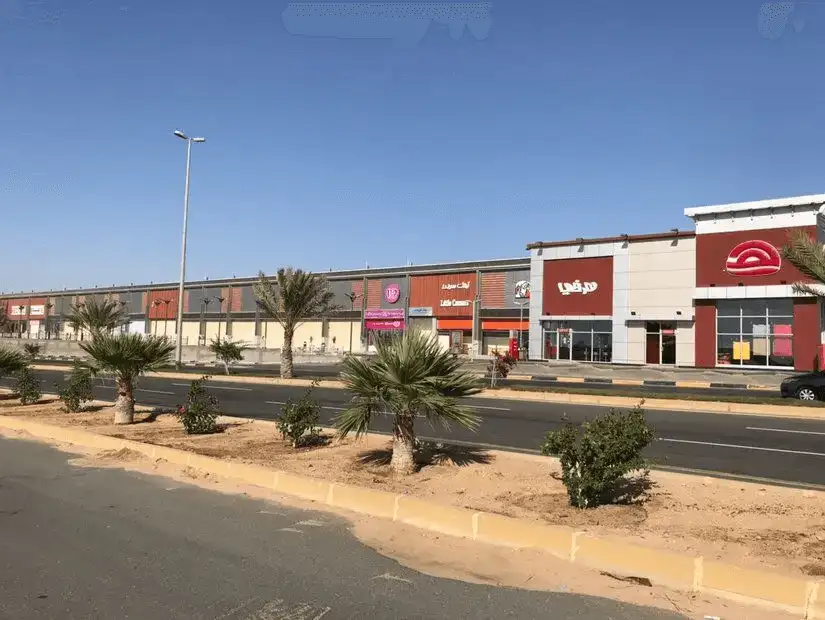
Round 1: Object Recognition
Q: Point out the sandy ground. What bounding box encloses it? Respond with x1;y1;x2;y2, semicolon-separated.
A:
1;399;822;597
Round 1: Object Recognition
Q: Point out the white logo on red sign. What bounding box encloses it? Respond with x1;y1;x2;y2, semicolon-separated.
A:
384;284;401;304
725;240;782;276
557;281;598;296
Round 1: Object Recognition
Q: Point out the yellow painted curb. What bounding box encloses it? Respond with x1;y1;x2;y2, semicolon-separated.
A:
554;376;586;383
0;413;820;617
610;379;645;386
674;381;712;389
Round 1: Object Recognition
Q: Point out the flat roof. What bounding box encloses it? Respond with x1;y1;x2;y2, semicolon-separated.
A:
684;193;825;217
526;229;694;250
0;256;530;299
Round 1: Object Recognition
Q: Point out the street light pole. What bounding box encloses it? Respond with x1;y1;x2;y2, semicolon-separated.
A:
173;130;206;368
344;292;360;354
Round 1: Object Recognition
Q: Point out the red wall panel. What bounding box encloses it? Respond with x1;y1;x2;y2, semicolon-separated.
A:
480;272;506;308
694;300;716;368
696;227;815;287
147;290;179;320
793;298;820;371
409;273;476;317
542;257;613;316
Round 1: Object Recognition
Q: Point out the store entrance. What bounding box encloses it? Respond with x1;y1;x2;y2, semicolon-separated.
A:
645;322;676;365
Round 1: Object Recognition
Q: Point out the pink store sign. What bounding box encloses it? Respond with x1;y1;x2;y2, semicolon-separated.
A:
365;320;405;331
365;309;405;320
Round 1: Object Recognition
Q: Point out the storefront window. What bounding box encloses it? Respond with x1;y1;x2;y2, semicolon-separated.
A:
716;299;793;368
542;320;612;363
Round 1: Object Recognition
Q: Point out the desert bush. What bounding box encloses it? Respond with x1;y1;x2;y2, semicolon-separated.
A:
488;351;516;379
56;364;94;412
15;366;41;405
541;403;654;508
176;375;221;435
277;382;321;447
22;343;41;359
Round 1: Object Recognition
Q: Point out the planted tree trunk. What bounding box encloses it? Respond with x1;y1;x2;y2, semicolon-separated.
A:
281;328;294;379
113;377;135;425
391;414;416;475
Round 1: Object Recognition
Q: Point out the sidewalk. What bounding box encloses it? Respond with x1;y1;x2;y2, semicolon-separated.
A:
464;360;796;389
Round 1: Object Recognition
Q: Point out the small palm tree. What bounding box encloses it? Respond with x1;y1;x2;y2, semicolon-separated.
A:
22;343;41;359
208;338;250;375
335;330;482;475
0;347;28;377
68;297;127;338
254;268;338;378
80;333;175;424
783;231;825;296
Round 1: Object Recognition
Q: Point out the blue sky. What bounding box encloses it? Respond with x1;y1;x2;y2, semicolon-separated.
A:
2;0;824;292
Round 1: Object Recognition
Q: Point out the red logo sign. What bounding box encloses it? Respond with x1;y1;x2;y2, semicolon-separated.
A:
384;284;401;304
725;240;782;276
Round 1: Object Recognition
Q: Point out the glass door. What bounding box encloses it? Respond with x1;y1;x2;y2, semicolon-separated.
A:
645;322;660;364
661;324;676;365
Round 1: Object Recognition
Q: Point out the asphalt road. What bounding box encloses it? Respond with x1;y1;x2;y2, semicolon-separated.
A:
8;369;825;488
0;438;686;620
39;360;783;399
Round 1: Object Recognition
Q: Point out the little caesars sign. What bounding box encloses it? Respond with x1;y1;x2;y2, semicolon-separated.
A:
440;281;471;308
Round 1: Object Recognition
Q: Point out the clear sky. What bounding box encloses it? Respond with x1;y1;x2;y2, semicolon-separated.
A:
2;0;824;293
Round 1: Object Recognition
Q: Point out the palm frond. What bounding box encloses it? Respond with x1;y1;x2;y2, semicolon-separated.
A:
254;269;340;330
782;231;825;296
0;347;28;376
335;330;482;438
79;333;174;383
68;297;127;333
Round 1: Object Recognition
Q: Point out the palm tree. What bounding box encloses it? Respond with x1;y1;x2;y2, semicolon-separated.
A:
253;268;338;378
335;330;482;475
68;297;127;338
80;333;175;424
783;231;825;296
0;347;28;377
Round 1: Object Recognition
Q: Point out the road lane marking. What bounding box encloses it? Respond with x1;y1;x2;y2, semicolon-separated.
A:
266;400;345;411
659;437;825;457
471;404;511;411
746;426;825;436
172;382;252;391
97;386;176;395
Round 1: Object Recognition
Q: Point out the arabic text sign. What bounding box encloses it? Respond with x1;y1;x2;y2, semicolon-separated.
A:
441;281;471;291
365;319;405;331
365;309;405;320
557;281;598;296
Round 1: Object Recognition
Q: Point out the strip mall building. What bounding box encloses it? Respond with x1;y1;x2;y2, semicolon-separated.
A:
527;194;825;371
2;194;823;372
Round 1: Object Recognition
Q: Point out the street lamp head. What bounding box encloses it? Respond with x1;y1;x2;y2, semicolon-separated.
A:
173;130;188;140
192;137;206;143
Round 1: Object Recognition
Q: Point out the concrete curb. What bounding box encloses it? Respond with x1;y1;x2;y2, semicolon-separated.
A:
31;364;823;420
0;414;819;618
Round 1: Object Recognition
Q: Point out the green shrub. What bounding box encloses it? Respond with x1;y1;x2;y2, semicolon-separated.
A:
277;382;321;447
22;343;41;359
15;366;41;405
176;375;221;435
541;403;654;508
488;351;516;380
55;364;94;412
208;338;250;375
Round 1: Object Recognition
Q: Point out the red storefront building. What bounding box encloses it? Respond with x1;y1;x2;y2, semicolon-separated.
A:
685;194;823;371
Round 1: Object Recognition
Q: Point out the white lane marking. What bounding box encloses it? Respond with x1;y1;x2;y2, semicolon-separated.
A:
267;400;345;412
139;389;176;395
371;572;413;585
277;527;303;534
295;519;326;527
172;382;252;391
746;426;825;437
660;437;825;458
472;404;511;411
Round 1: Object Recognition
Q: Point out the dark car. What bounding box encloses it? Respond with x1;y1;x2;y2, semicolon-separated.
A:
780;372;825;401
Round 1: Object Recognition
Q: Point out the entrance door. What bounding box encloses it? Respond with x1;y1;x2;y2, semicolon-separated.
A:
558;329;571;360
645;322;676;365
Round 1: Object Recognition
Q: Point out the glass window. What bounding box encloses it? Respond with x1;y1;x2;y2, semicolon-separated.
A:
571;329;592;361
767;299;793;317
717;317;741;335
715;299;794;367
593;332;612;362
645;322;660;333
592;320;612;333
740;299;768;316
717;301;741;317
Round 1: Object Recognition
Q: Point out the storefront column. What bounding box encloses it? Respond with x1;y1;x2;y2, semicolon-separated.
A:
793;298;820;371
694;300;716;368
528;249;544;360
611;242;630;364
